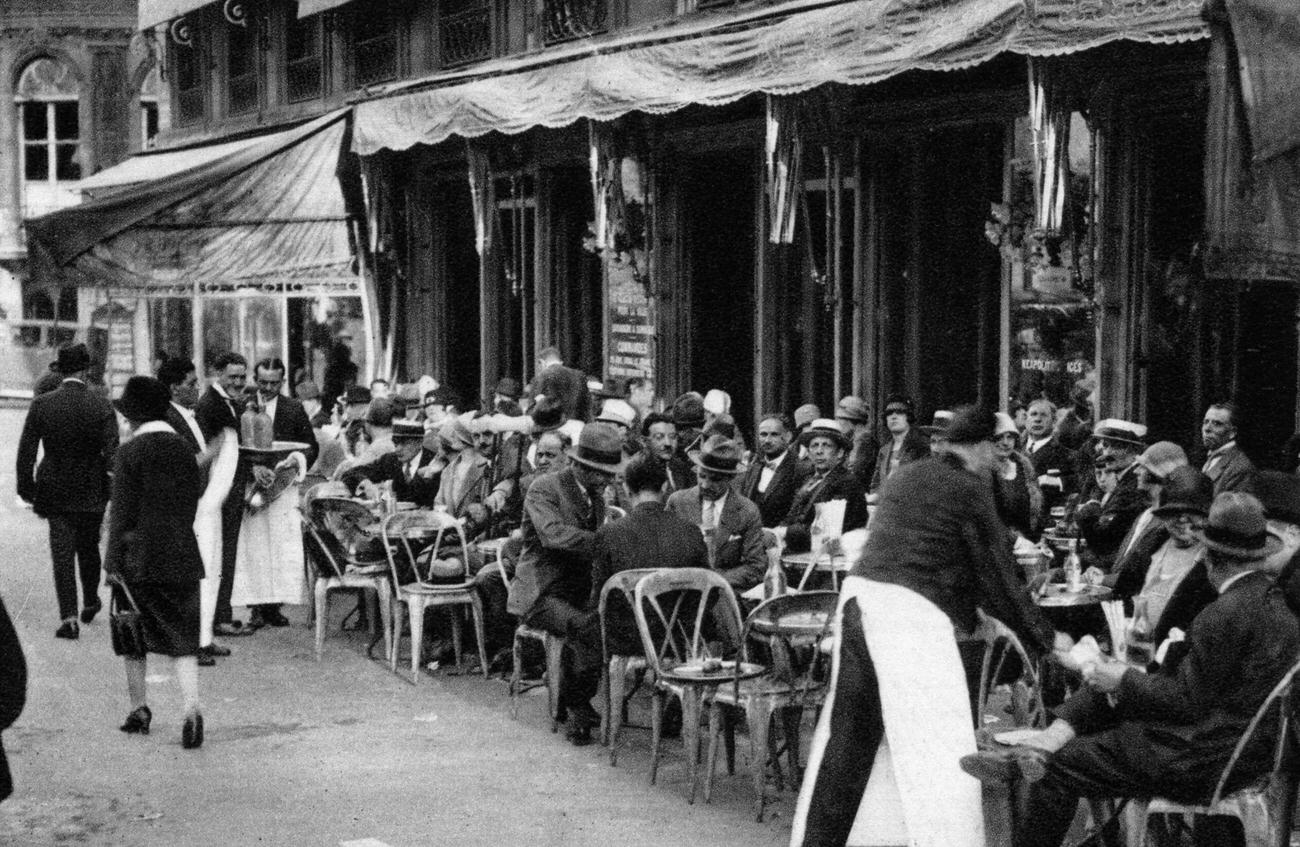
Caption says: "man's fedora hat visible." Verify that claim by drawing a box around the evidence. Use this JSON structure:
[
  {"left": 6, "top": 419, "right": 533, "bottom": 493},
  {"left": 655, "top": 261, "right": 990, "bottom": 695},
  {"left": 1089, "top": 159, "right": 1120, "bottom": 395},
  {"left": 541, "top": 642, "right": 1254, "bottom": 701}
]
[
  {"left": 1151, "top": 466, "right": 1214, "bottom": 519},
  {"left": 393, "top": 420, "right": 425, "bottom": 442},
  {"left": 945, "top": 406, "right": 997, "bottom": 445},
  {"left": 688, "top": 434, "right": 744, "bottom": 476},
  {"left": 596, "top": 398, "right": 636, "bottom": 429},
  {"left": 1091, "top": 418, "right": 1148, "bottom": 448},
  {"left": 1255, "top": 471, "right": 1300, "bottom": 528},
  {"left": 1137, "top": 441, "right": 1188, "bottom": 482},
  {"left": 55, "top": 343, "right": 91, "bottom": 374},
  {"left": 793, "top": 404, "right": 821, "bottom": 431},
  {"left": 919, "top": 410, "right": 955, "bottom": 436},
  {"left": 799, "top": 418, "right": 851, "bottom": 451},
  {"left": 494, "top": 377, "right": 521, "bottom": 400},
  {"left": 530, "top": 395, "right": 566, "bottom": 433},
  {"left": 834, "top": 396, "right": 871, "bottom": 424},
  {"left": 568, "top": 423, "right": 628, "bottom": 474},
  {"left": 115, "top": 375, "right": 171, "bottom": 423},
  {"left": 1197, "top": 492, "right": 1282, "bottom": 561}
]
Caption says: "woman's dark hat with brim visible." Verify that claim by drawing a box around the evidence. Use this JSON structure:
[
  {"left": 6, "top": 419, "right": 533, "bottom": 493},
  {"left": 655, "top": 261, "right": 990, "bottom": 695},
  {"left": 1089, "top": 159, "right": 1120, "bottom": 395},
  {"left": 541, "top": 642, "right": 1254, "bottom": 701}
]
[
  {"left": 55, "top": 343, "right": 92, "bottom": 374},
  {"left": 688, "top": 434, "right": 744, "bottom": 476},
  {"left": 530, "top": 396, "right": 567, "bottom": 433},
  {"left": 1150, "top": 466, "right": 1214, "bottom": 519},
  {"left": 568, "top": 423, "right": 628, "bottom": 474},
  {"left": 799, "top": 418, "right": 851, "bottom": 451},
  {"left": 1196, "top": 492, "right": 1283, "bottom": 561},
  {"left": 115, "top": 375, "right": 171, "bottom": 423},
  {"left": 672, "top": 392, "right": 706, "bottom": 428}
]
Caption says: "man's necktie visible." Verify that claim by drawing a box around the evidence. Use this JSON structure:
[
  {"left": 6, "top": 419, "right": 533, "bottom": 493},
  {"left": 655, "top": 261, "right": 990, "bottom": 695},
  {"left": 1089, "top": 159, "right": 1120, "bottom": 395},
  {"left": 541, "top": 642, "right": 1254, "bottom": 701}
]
[{"left": 702, "top": 499, "right": 715, "bottom": 530}]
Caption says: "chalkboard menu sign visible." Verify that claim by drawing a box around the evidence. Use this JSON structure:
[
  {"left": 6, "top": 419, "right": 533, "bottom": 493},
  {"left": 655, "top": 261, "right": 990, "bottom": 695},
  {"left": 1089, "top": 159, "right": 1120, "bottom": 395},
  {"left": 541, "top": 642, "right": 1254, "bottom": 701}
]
[{"left": 605, "top": 263, "right": 654, "bottom": 381}]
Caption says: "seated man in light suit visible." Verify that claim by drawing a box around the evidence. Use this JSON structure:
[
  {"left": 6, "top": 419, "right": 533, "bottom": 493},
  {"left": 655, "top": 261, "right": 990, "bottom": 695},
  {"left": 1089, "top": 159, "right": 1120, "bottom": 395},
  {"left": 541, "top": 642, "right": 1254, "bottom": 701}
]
[{"left": 667, "top": 434, "right": 767, "bottom": 594}]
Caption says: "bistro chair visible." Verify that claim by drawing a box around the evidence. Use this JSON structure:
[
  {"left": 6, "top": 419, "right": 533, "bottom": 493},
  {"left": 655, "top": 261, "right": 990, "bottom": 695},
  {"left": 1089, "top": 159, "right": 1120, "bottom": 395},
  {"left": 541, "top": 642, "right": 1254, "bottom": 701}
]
[
  {"left": 704, "top": 590, "right": 838, "bottom": 821},
  {"left": 598, "top": 568, "right": 658, "bottom": 764},
  {"left": 632, "top": 567, "right": 749, "bottom": 805},
  {"left": 382, "top": 510, "right": 488, "bottom": 683},
  {"left": 975, "top": 613, "right": 1044, "bottom": 730},
  {"left": 303, "top": 496, "right": 393, "bottom": 662},
  {"left": 1122, "top": 656, "right": 1300, "bottom": 847},
  {"left": 499, "top": 558, "right": 565, "bottom": 731}
]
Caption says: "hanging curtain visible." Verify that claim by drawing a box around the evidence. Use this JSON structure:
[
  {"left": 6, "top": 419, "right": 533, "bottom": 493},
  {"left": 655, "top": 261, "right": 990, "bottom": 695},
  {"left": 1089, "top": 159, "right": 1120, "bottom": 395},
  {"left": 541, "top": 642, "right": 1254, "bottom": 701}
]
[
  {"left": 466, "top": 138, "right": 495, "bottom": 256},
  {"left": 766, "top": 94, "right": 802, "bottom": 245},
  {"left": 588, "top": 119, "right": 616, "bottom": 251},
  {"left": 1028, "top": 58, "right": 1069, "bottom": 234}
]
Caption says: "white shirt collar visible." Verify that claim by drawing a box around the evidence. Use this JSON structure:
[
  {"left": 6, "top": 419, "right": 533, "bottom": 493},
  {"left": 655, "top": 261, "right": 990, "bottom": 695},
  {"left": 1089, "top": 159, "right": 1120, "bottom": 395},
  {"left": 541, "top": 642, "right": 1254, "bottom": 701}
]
[
  {"left": 61, "top": 377, "right": 85, "bottom": 385},
  {"left": 135, "top": 420, "right": 176, "bottom": 437},
  {"left": 213, "top": 383, "right": 233, "bottom": 400},
  {"left": 1028, "top": 435, "right": 1052, "bottom": 451},
  {"left": 1208, "top": 441, "right": 1237, "bottom": 461},
  {"left": 765, "top": 449, "right": 789, "bottom": 470},
  {"left": 1217, "top": 569, "right": 1257, "bottom": 595},
  {"left": 171, "top": 401, "right": 196, "bottom": 417}
]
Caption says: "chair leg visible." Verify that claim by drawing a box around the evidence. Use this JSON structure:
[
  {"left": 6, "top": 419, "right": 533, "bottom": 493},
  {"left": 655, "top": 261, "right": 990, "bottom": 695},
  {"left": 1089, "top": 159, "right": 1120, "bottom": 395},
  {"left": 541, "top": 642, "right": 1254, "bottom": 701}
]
[
  {"left": 451, "top": 607, "right": 464, "bottom": 674},
  {"left": 470, "top": 594, "right": 489, "bottom": 678},
  {"left": 684, "top": 689, "right": 703, "bottom": 805},
  {"left": 649, "top": 689, "right": 664, "bottom": 786},
  {"left": 704, "top": 701, "right": 723, "bottom": 805},
  {"left": 546, "top": 636, "right": 564, "bottom": 732},
  {"left": 409, "top": 599, "right": 425, "bottom": 685},
  {"left": 389, "top": 601, "right": 405, "bottom": 673},
  {"left": 608, "top": 657, "right": 627, "bottom": 765},
  {"left": 314, "top": 580, "right": 328, "bottom": 661},
  {"left": 377, "top": 585, "right": 393, "bottom": 671},
  {"left": 724, "top": 707, "right": 736, "bottom": 775},
  {"left": 1124, "top": 799, "right": 1149, "bottom": 847},
  {"left": 509, "top": 630, "right": 524, "bottom": 720},
  {"left": 748, "top": 700, "right": 774, "bottom": 822},
  {"left": 780, "top": 705, "right": 804, "bottom": 787}
]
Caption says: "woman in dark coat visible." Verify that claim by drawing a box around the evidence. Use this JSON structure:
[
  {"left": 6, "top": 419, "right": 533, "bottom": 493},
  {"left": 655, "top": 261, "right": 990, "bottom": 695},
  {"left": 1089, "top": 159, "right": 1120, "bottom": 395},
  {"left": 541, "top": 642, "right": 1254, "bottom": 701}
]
[{"left": 106, "top": 376, "right": 206, "bottom": 749}]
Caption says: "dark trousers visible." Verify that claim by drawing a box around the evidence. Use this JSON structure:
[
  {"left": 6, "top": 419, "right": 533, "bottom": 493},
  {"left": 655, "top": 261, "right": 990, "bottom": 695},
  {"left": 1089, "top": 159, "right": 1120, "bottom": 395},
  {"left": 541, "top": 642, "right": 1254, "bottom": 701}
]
[
  {"left": 525, "top": 593, "right": 600, "bottom": 719},
  {"left": 48, "top": 511, "right": 104, "bottom": 621},
  {"left": 798, "top": 597, "right": 885, "bottom": 847},
  {"left": 215, "top": 493, "right": 243, "bottom": 624}
]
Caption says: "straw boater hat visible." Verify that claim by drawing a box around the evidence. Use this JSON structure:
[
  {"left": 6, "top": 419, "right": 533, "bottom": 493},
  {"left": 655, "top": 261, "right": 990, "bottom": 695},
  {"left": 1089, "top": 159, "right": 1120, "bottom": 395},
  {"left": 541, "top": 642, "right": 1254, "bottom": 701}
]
[
  {"left": 568, "top": 423, "right": 628, "bottom": 474},
  {"left": 392, "top": 420, "right": 425, "bottom": 442},
  {"left": 1091, "top": 418, "right": 1148, "bottom": 449},
  {"left": 1196, "top": 492, "right": 1282, "bottom": 561},
  {"left": 919, "top": 409, "right": 955, "bottom": 437},
  {"left": 1150, "top": 466, "right": 1213, "bottom": 519},
  {"left": 342, "top": 386, "right": 371, "bottom": 406},
  {"left": 688, "top": 434, "right": 744, "bottom": 476},
  {"left": 115, "top": 376, "right": 170, "bottom": 423},
  {"left": 799, "top": 418, "right": 851, "bottom": 451}
]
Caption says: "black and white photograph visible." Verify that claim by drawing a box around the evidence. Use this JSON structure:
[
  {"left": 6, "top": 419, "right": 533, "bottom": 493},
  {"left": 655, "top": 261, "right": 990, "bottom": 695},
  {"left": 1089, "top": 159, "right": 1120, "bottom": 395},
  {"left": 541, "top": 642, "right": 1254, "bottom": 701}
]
[{"left": 1, "top": 0, "right": 1299, "bottom": 844}]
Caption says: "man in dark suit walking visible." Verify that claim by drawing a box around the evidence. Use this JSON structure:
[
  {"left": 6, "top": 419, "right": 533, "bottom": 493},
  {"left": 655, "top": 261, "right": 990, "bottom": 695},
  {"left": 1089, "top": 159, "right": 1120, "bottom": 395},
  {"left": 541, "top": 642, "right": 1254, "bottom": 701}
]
[
  {"left": 195, "top": 352, "right": 248, "bottom": 636},
  {"left": 16, "top": 343, "right": 118, "bottom": 639},
  {"left": 737, "top": 412, "right": 810, "bottom": 527}
]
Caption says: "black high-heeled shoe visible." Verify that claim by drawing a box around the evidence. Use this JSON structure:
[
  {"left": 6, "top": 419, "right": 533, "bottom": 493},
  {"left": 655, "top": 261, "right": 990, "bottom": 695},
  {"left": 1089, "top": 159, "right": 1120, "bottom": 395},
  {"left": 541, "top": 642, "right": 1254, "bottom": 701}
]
[
  {"left": 182, "top": 712, "right": 204, "bottom": 749},
  {"left": 120, "top": 705, "right": 152, "bottom": 735}
]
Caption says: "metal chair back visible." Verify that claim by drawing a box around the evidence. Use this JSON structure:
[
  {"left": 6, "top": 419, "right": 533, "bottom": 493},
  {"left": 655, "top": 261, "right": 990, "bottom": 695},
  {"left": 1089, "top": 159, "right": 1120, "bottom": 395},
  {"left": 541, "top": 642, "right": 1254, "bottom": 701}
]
[
  {"left": 380, "top": 509, "right": 471, "bottom": 588},
  {"left": 631, "top": 568, "right": 744, "bottom": 677},
  {"left": 740, "top": 590, "right": 837, "bottom": 701}
]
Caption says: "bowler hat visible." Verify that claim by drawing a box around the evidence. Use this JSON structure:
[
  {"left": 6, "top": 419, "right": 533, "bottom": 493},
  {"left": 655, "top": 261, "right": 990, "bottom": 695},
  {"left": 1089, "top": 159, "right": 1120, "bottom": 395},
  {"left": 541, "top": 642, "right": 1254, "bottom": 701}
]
[
  {"left": 1091, "top": 418, "right": 1148, "bottom": 448},
  {"left": 1151, "top": 466, "right": 1214, "bottom": 518},
  {"left": 568, "top": 423, "right": 628, "bottom": 474},
  {"left": 1137, "top": 441, "right": 1188, "bottom": 482},
  {"left": 799, "top": 418, "right": 851, "bottom": 451},
  {"left": 1197, "top": 492, "right": 1282, "bottom": 561},
  {"left": 1255, "top": 471, "right": 1300, "bottom": 528},
  {"left": 56, "top": 343, "right": 91, "bottom": 374},
  {"left": 689, "top": 434, "right": 744, "bottom": 476},
  {"left": 494, "top": 377, "right": 521, "bottom": 400},
  {"left": 945, "top": 406, "right": 996, "bottom": 446},
  {"left": 530, "top": 396, "right": 566, "bottom": 433},
  {"left": 835, "top": 396, "right": 871, "bottom": 424},
  {"left": 393, "top": 419, "right": 424, "bottom": 441},
  {"left": 920, "top": 410, "right": 954, "bottom": 437},
  {"left": 672, "top": 392, "right": 706, "bottom": 428},
  {"left": 115, "top": 376, "right": 171, "bottom": 423}
]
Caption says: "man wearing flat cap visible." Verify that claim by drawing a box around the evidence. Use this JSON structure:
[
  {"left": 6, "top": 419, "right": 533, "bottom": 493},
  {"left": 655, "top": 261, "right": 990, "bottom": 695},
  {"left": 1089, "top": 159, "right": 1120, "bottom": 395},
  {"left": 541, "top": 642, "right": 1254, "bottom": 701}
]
[
  {"left": 510, "top": 423, "right": 621, "bottom": 744},
  {"left": 1073, "top": 419, "right": 1150, "bottom": 572},
  {"left": 16, "top": 343, "right": 118, "bottom": 639},
  {"left": 778, "top": 419, "right": 869, "bottom": 553},
  {"left": 667, "top": 435, "right": 767, "bottom": 593}
]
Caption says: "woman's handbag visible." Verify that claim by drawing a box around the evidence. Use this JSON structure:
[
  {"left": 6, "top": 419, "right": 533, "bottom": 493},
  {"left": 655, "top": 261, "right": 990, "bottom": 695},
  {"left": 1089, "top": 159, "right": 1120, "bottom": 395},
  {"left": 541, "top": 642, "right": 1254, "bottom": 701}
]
[{"left": 108, "top": 575, "right": 147, "bottom": 659}]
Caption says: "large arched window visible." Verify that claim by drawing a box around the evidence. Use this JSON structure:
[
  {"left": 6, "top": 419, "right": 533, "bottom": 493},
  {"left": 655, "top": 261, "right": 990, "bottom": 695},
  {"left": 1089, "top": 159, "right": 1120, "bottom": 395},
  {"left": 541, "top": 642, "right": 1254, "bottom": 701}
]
[{"left": 15, "top": 57, "right": 81, "bottom": 217}]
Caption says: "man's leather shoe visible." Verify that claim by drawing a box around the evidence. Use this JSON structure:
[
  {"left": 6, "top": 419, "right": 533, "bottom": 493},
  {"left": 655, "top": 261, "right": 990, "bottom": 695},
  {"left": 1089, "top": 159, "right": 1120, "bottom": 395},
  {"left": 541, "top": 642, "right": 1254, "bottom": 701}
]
[
  {"left": 182, "top": 713, "right": 204, "bottom": 749},
  {"left": 197, "top": 651, "right": 216, "bottom": 667},
  {"left": 246, "top": 610, "right": 267, "bottom": 630},
  {"left": 214, "top": 621, "right": 252, "bottom": 637},
  {"left": 262, "top": 608, "right": 290, "bottom": 627},
  {"left": 80, "top": 602, "right": 102, "bottom": 624},
  {"left": 55, "top": 620, "right": 79, "bottom": 640},
  {"left": 960, "top": 748, "right": 1047, "bottom": 785},
  {"left": 203, "top": 641, "right": 231, "bottom": 657},
  {"left": 566, "top": 719, "right": 594, "bottom": 747}
]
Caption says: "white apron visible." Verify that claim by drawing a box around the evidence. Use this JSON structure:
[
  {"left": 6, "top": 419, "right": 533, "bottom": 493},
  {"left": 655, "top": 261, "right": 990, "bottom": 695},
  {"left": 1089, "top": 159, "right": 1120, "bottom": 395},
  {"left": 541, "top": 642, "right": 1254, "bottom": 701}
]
[
  {"left": 792, "top": 575, "right": 984, "bottom": 847},
  {"left": 194, "top": 429, "right": 238, "bottom": 647},
  {"left": 231, "top": 453, "right": 307, "bottom": 607}
]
